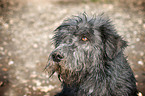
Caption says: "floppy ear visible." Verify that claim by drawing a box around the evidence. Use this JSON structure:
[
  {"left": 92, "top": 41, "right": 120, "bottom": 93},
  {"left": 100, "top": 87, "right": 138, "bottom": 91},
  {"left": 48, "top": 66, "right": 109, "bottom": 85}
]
[
  {"left": 104, "top": 35, "right": 127, "bottom": 59},
  {"left": 99, "top": 23, "right": 127, "bottom": 60}
]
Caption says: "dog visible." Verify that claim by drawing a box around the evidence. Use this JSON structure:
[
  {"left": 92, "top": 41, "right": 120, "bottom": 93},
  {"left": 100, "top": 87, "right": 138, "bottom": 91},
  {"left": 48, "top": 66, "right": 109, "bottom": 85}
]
[{"left": 46, "top": 13, "right": 138, "bottom": 96}]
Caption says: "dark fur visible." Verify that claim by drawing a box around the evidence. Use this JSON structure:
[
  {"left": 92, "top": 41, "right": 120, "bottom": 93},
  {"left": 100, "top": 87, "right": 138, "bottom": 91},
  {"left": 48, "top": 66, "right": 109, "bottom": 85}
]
[{"left": 46, "top": 13, "right": 138, "bottom": 96}]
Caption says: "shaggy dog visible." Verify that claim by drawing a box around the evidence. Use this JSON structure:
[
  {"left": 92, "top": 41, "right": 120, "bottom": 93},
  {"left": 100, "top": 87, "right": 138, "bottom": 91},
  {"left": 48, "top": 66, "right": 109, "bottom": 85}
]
[{"left": 46, "top": 13, "right": 138, "bottom": 96}]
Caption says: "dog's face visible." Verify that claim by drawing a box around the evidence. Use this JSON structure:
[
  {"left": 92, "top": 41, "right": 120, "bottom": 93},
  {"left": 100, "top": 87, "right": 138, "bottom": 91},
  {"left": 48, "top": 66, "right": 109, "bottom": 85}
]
[
  {"left": 53, "top": 26, "right": 102, "bottom": 70},
  {"left": 47, "top": 13, "right": 127, "bottom": 83}
]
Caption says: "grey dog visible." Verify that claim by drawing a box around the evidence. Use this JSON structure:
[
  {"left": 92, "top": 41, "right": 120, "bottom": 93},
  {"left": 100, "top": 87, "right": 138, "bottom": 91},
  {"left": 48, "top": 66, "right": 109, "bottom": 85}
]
[{"left": 46, "top": 13, "right": 138, "bottom": 96}]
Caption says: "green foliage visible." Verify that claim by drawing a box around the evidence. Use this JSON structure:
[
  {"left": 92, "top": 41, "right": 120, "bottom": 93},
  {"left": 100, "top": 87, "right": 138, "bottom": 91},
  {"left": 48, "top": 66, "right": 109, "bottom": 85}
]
[
  {"left": 89, "top": 0, "right": 113, "bottom": 3},
  {"left": 90, "top": 0, "right": 100, "bottom": 2}
]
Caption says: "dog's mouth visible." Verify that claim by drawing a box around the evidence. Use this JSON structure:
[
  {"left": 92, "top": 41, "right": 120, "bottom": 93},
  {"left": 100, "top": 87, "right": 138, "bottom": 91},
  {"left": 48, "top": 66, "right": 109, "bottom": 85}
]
[
  {"left": 45, "top": 56, "right": 84, "bottom": 72},
  {"left": 45, "top": 58, "right": 85, "bottom": 84},
  {"left": 45, "top": 58, "right": 66, "bottom": 76}
]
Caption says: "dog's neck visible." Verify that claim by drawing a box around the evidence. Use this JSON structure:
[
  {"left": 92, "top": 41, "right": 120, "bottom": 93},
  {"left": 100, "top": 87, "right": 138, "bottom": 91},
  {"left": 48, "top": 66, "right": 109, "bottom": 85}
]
[{"left": 62, "top": 68, "right": 107, "bottom": 95}]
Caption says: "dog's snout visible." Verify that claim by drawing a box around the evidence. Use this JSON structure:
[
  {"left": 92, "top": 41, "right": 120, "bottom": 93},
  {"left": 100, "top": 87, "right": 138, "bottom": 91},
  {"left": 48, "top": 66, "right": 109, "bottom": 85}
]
[{"left": 51, "top": 52, "right": 63, "bottom": 62}]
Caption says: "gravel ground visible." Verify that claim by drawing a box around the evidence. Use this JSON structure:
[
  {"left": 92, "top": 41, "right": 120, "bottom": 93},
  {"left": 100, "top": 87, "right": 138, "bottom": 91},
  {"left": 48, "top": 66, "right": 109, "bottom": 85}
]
[{"left": 0, "top": 0, "right": 145, "bottom": 96}]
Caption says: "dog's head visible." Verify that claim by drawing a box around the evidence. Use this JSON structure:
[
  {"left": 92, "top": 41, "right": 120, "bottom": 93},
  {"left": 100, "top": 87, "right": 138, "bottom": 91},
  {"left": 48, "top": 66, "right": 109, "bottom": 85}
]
[{"left": 46, "top": 13, "right": 127, "bottom": 84}]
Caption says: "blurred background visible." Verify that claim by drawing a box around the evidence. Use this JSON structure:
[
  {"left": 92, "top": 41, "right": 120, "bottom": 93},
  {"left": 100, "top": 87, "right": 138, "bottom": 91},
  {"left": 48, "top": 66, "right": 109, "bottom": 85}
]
[{"left": 0, "top": 0, "right": 144, "bottom": 96}]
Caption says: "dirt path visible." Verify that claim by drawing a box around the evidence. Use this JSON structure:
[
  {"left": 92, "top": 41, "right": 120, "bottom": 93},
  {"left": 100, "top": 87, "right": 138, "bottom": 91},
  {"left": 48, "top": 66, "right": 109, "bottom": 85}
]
[{"left": 0, "top": 0, "right": 145, "bottom": 96}]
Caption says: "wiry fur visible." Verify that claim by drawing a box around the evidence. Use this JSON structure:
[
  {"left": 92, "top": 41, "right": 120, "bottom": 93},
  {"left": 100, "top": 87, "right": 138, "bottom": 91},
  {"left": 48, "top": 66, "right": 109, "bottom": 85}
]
[{"left": 46, "top": 13, "right": 138, "bottom": 96}]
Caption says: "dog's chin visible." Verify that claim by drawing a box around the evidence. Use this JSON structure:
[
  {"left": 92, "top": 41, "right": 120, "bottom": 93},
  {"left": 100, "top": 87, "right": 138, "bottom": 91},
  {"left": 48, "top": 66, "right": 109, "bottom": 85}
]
[
  {"left": 47, "top": 61, "right": 85, "bottom": 84},
  {"left": 59, "top": 71, "right": 82, "bottom": 85},
  {"left": 51, "top": 63, "right": 83, "bottom": 84}
]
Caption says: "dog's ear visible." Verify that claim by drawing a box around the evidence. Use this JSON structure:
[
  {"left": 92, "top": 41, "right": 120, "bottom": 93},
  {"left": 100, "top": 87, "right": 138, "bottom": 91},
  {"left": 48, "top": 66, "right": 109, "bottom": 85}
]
[
  {"left": 99, "top": 25, "right": 127, "bottom": 60},
  {"left": 105, "top": 35, "right": 127, "bottom": 59}
]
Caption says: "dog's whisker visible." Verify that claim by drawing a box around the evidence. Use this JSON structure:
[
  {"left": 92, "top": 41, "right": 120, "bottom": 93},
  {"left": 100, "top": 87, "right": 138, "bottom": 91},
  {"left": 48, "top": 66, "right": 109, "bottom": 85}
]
[
  {"left": 43, "top": 61, "right": 51, "bottom": 71},
  {"left": 57, "top": 74, "right": 62, "bottom": 82},
  {"left": 49, "top": 70, "right": 55, "bottom": 78}
]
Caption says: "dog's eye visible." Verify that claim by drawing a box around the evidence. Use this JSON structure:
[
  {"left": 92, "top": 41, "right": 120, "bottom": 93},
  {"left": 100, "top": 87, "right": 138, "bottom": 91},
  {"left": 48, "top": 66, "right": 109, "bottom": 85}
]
[{"left": 81, "top": 36, "right": 88, "bottom": 41}]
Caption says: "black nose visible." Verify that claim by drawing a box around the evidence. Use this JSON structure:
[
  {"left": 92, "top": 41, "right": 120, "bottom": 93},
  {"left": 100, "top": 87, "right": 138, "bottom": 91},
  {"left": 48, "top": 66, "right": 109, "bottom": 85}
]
[{"left": 51, "top": 52, "right": 63, "bottom": 62}]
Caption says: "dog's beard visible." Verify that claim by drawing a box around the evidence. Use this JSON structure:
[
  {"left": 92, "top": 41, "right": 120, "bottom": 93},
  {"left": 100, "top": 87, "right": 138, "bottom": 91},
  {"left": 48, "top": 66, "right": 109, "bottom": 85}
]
[{"left": 45, "top": 57, "right": 86, "bottom": 84}]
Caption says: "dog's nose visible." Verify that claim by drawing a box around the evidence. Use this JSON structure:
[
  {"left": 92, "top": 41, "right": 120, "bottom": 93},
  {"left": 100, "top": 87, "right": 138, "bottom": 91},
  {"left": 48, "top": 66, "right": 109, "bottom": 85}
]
[{"left": 51, "top": 52, "right": 63, "bottom": 62}]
